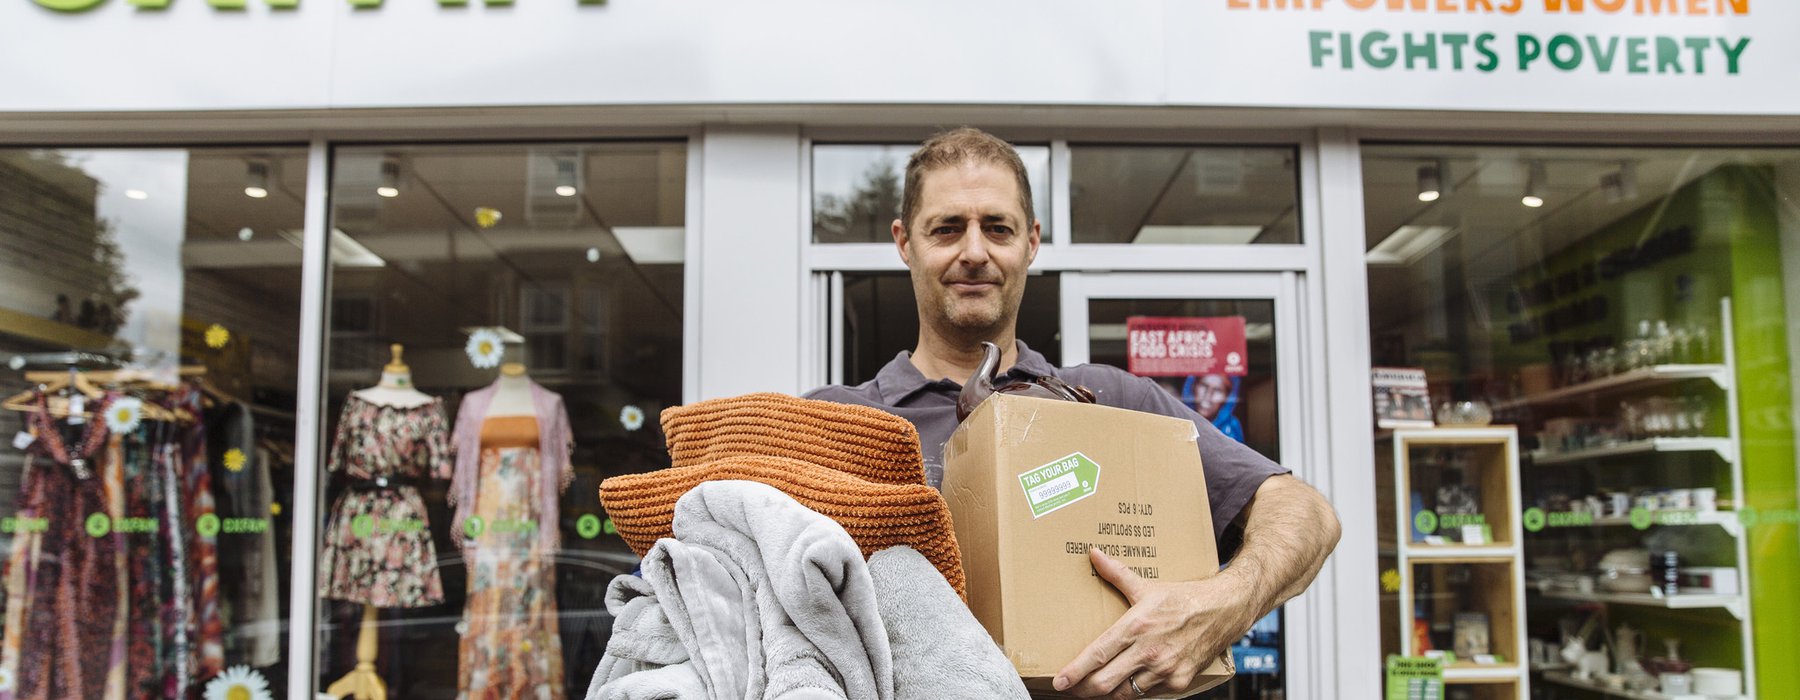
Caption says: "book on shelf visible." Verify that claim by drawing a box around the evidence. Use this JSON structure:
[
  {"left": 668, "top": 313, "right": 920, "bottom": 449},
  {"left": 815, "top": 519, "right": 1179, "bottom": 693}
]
[{"left": 1373, "top": 367, "right": 1434, "bottom": 429}]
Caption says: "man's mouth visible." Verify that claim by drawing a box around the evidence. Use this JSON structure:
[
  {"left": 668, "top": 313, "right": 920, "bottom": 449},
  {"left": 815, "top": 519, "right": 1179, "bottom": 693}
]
[{"left": 947, "top": 280, "right": 997, "bottom": 294}]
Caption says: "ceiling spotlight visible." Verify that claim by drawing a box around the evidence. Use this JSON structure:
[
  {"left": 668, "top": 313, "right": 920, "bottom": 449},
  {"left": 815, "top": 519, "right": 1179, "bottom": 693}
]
[
  {"left": 555, "top": 158, "right": 579, "bottom": 197},
  {"left": 1521, "top": 161, "right": 1546, "bottom": 208},
  {"left": 244, "top": 161, "right": 270, "bottom": 199},
  {"left": 238, "top": 227, "right": 255, "bottom": 241},
  {"left": 376, "top": 161, "right": 401, "bottom": 198},
  {"left": 1417, "top": 162, "right": 1443, "bottom": 202},
  {"left": 1601, "top": 161, "right": 1640, "bottom": 204},
  {"left": 585, "top": 247, "right": 601, "bottom": 263},
  {"left": 125, "top": 189, "right": 148, "bottom": 200}
]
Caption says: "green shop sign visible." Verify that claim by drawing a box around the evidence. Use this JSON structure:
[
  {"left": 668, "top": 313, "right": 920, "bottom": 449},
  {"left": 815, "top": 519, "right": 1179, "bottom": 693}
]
[{"left": 37, "top": 0, "right": 601, "bottom": 12}]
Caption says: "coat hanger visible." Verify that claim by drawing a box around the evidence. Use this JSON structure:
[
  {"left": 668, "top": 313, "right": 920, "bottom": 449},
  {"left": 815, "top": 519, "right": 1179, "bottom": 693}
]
[{"left": 3, "top": 368, "right": 104, "bottom": 418}]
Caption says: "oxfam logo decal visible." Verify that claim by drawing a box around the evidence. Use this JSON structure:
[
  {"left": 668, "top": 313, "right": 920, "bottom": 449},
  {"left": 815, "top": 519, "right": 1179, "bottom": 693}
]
[{"left": 37, "top": 0, "right": 603, "bottom": 12}]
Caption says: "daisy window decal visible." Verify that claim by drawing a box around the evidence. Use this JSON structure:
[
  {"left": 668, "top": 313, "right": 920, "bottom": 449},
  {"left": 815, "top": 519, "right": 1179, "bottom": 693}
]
[
  {"left": 204, "top": 323, "right": 231, "bottom": 349},
  {"left": 105, "top": 397, "right": 144, "bottom": 433},
  {"left": 223, "top": 447, "right": 248, "bottom": 473},
  {"left": 465, "top": 328, "right": 505, "bottom": 369},
  {"left": 204, "top": 666, "right": 272, "bottom": 700},
  {"left": 619, "top": 405, "right": 645, "bottom": 432},
  {"left": 0, "top": 666, "right": 14, "bottom": 691}
]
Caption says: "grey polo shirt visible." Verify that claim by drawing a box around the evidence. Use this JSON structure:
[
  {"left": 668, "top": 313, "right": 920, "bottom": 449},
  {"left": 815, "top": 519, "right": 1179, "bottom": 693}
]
[{"left": 804, "top": 341, "right": 1289, "bottom": 545}]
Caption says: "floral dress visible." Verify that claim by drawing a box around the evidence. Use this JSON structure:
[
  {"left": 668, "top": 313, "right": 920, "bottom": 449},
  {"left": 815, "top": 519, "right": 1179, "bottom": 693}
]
[
  {"left": 457, "top": 415, "right": 564, "bottom": 700},
  {"left": 316, "top": 394, "right": 452, "bottom": 608}
]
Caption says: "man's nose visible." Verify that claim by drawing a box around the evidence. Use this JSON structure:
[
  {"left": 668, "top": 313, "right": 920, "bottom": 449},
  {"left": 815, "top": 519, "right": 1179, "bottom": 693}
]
[{"left": 956, "top": 223, "right": 991, "bottom": 266}]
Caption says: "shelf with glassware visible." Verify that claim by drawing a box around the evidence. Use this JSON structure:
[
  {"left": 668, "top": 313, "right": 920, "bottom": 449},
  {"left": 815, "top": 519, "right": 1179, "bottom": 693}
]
[
  {"left": 1380, "top": 426, "right": 1529, "bottom": 698},
  {"left": 1515, "top": 298, "right": 1754, "bottom": 699}
]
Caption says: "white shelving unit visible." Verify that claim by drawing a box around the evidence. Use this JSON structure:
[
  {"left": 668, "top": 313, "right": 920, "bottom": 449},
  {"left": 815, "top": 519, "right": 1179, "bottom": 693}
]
[
  {"left": 1528, "top": 437, "right": 1735, "bottom": 466},
  {"left": 1519, "top": 298, "right": 1756, "bottom": 698},
  {"left": 1386, "top": 426, "right": 1529, "bottom": 698},
  {"left": 1541, "top": 670, "right": 1749, "bottom": 700}
]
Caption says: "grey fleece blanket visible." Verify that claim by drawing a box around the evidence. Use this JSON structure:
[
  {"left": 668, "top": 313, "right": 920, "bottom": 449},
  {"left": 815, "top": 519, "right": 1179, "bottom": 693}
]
[
  {"left": 867, "top": 547, "right": 1029, "bottom": 700},
  {"left": 589, "top": 480, "right": 894, "bottom": 700}
]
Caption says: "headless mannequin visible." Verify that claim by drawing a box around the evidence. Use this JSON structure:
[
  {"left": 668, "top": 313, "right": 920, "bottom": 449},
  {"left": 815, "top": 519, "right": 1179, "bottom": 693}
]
[
  {"left": 329, "top": 344, "right": 431, "bottom": 700},
  {"left": 488, "top": 362, "right": 537, "bottom": 418},
  {"left": 352, "top": 345, "right": 435, "bottom": 409}
]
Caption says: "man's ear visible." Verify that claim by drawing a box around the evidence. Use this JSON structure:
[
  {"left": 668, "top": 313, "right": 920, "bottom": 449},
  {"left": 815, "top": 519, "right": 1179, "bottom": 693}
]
[
  {"left": 891, "top": 218, "right": 912, "bottom": 266},
  {"left": 1027, "top": 219, "right": 1042, "bottom": 266}
]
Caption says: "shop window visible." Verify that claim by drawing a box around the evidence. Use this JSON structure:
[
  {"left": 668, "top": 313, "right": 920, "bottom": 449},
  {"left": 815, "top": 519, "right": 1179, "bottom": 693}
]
[
  {"left": 1069, "top": 145, "right": 1301, "bottom": 245},
  {"left": 0, "top": 146, "right": 307, "bottom": 698},
  {"left": 812, "top": 143, "right": 1051, "bottom": 244},
  {"left": 321, "top": 141, "right": 686, "bottom": 699},
  {"left": 837, "top": 272, "right": 1060, "bottom": 386},
  {"left": 1361, "top": 145, "right": 1800, "bottom": 699}
]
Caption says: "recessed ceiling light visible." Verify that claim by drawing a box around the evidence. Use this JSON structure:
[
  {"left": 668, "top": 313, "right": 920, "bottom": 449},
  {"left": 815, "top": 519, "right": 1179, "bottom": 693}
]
[
  {"left": 238, "top": 227, "right": 254, "bottom": 241},
  {"left": 125, "top": 189, "right": 148, "bottom": 200},
  {"left": 585, "top": 247, "right": 601, "bottom": 263},
  {"left": 556, "top": 185, "right": 578, "bottom": 198}
]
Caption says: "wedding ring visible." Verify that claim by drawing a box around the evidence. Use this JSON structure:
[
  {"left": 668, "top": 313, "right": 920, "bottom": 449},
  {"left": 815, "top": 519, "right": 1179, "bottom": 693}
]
[{"left": 1129, "top": 676, "right": 1147, "bottom": 697}]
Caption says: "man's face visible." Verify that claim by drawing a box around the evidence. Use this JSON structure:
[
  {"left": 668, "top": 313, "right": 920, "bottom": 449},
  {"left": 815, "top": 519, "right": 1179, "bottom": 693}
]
[
  {"left": 1195, "top": 374, "right": 1232, "bottom": 420},
  {"left": 892, "top": 160, "right": 1040, "bottom": 341}
]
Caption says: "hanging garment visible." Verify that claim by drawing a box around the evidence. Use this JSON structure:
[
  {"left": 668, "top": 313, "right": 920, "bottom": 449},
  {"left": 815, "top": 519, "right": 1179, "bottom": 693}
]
[
  {"left": 317, "top": 393, "right": 452, "bottom": 608},
  {"left": 449, "top": 380, "right": 573, "bottom": 553},
  {"left": 175, "top": 387, "right": 225, "bottom": 685},
  {"left": 456, "top": 415, "right": 566, "bottom": 700},
  {"left": 590, "top": 480, "right": 895, "bottom": 700},
  {"left": 0, "top": 394, "right": 121, "bottom": 700}
]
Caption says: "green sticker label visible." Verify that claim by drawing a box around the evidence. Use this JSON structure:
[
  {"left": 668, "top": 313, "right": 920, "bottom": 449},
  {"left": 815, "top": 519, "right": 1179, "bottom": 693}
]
[
  {"left": 603, "top": 517, "right": 617, "bottom": 535},
  {"left": 576, "top": 514, "right": 602, "bottom": 540},
  {"left": 1630, "top": 507, "right": 1655, "bottom": 531},
  {"left": 464, "top": 515, "right": 486, "bottom": 538},
  {"left": 196, "top": 513, "right": 221, "bottom": 537},
  {"left": 1384, "top": 655, "right": 1445, "bottom": 700},
  {"left": 1414, "top": 509, "right": 1439, "bottom": 535},
  {"left": 352, "top": 514, "right": 375, "bottom": 539},
  {"left": 86, "top": 513, "right": 111, "bottom": 538},
  {"left": 1522, "top": 507, "right": 1546, "bottom": 533},
  {"left": 1017, "top": 452, "right": 1101, "bottom": 519}
]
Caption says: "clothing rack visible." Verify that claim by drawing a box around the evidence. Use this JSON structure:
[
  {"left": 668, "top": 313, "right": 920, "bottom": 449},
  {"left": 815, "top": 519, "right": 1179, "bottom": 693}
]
[{"left": 5, "top": 350, "right": 126, "bottom": 372}]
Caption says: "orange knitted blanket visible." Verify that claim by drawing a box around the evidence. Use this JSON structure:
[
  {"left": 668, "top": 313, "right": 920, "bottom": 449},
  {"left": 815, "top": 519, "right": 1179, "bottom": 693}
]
[{"left": 600, "top": 393, "right": 965, "bottom": 595}]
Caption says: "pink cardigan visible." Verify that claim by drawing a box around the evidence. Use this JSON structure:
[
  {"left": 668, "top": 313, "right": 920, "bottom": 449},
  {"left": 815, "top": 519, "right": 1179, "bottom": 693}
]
[{"left": 449, "top": 379, "right": 574, "bottom": 552}]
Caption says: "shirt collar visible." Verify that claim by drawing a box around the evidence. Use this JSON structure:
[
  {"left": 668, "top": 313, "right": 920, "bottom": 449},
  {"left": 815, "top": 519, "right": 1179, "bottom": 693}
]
[{"left": 874, "top": 340, "right": 1057, "bottom": 404}]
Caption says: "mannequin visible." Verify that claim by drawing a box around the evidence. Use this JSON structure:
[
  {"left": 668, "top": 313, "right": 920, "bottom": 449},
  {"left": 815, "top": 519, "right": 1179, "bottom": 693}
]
[
  {"left": 352, "top": 345, "right": 435, "bottom": 409},
  {"left": 328, "top": 344, "right": 425, "bottom": 700},
  {"left": 489, "top": 361, "right": 536, "bottom": 418}
]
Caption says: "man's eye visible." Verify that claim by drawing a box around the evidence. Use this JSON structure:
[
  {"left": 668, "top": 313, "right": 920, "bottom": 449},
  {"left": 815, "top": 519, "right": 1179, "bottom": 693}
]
[
  {"left": 988, "top": 226, "right": 1013, "bottom": 236},
  {"left": 933, "top": 226, "right": 958, "bottom": 236}
]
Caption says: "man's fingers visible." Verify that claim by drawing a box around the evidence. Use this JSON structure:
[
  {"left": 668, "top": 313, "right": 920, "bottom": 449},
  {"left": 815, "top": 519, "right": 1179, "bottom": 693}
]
[
  {"left": 1088, "top": 547, "right": 1147, "bottom": 603},
  {"left": 1053, "top": 614, "right": 1135, "bottom": 692},
  {"left": 1066, "top": 647, "right": 1151, "bottom": 699}
]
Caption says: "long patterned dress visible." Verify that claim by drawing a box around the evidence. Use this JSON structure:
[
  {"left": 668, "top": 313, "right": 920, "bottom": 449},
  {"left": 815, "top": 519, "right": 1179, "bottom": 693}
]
[
  {"left": 317, "top": 394, "right": 452, "bottom": 608},
  {"left": 457, "top": 415, "right": 564, "bottom": 700}
]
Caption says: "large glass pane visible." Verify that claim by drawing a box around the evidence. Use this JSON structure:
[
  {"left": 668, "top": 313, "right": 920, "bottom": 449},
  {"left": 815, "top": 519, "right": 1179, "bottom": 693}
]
[
  {"left": 0, "top": 147, "right": 306, "bottom": 697},
  {"left": 839, "top": 272, "right": 1060, "bottom": 386},
  {"left": 1085, "top": 296, "right": 1283, "bottom": 698},
  {"left": 1362, "top": 145, "right": 1800, "bottom": 699},
  {"left": 1070, "top": 145, "right": 1301, "bottom": 245},
  {"left": 319, "top": 142, "right": 686, "bottom": 698},
  {"left": 812, "top": 143, "right": 1051, "bottom": 243}
]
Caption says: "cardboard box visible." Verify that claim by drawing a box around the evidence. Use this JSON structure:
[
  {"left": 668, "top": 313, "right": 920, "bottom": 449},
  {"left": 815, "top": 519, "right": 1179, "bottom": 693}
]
[{"left": 943, "top": 394, "right": 1235, "bottom": 697}]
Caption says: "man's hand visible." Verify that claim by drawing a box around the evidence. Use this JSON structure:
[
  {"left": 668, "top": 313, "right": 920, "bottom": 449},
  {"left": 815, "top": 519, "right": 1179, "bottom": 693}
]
[{"left": 1052, "top": 548, "right": 1256, "bottom": 699}]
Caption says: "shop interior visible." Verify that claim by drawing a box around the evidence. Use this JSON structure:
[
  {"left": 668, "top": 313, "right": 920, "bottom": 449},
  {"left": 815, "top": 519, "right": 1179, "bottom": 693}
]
[{"left": 1363, "top": 144, "right": 1800, "bottom": 699}]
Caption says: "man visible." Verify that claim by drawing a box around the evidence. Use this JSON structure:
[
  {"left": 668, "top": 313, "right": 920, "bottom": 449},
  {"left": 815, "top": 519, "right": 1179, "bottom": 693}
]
[{"left": 806, "top": 128, "right": 1340, "bottom": 700}]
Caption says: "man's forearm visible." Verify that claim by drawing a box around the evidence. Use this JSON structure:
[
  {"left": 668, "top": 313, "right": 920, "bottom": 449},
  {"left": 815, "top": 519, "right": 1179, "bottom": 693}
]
[{"left": 1219, "top": 474, "right": 1341, "bottom": 616}]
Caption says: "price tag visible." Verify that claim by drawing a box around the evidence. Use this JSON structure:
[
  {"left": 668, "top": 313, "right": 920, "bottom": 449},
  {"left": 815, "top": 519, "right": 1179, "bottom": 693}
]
[
  {"left": 66, "top": 396, "right": 85, "bottom": 424},
  {"left": 1473, "top": 654, "right": 1498, "bottom": 665},
  {"left": 12, "top": 432, "right": 34, "bottom": 450}
]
